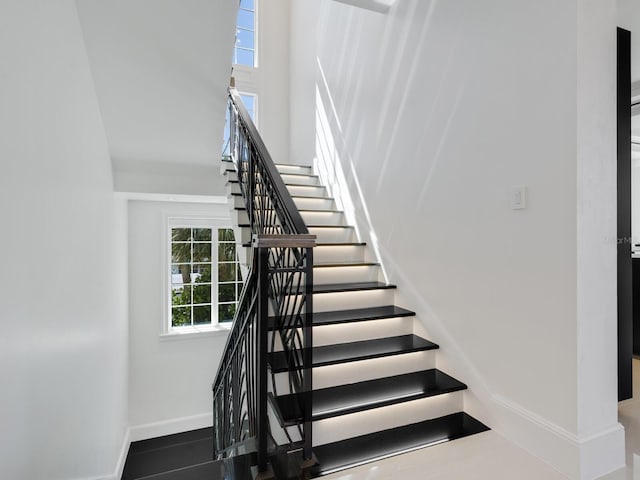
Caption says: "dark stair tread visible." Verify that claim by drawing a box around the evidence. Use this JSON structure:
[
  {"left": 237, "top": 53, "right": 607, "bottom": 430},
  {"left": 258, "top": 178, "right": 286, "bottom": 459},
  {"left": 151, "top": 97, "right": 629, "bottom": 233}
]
[
  {"left": 313, "top": 305, "right": 415, "bottom": 324},
  {"left": 267, "top": 334, "right": 437, "bottom": 373},
  {"left": 235, "top": 206, "right": 343, "bottom": 214},
  {"left": 122, "top": 436, "right": 213, "bottom": 480},
  {"left": 315, "top": 242, "right": 366, "bottom": 246},
  {"left": 224, "top": 168, "right": 317, "bottom": 179},
  {"left": 311, "top": 412, "right": 490, "bottom": 476},
  {"left": 306, "top": 225, "right": 354, "bottom": 229},
  {"left": 267, "top": 305, "right": 415, "bottom": 329},
  {"left": 311, "top": 281, "right": 396, "bottom": 294},
  {"left": 134, "top": 452, "right": 257, "bottom": 480},
  {"left": 314, "top": 261, "right": 379, "bottom": 268},
  {"left": 128, "top": 427, "right": 213, "bottom": 455},
  {"left": 276, "top": 369, "right": 466, "bottom": 424},
  {"left": 242, "top": 241, "right": 366, "bottom": 248},
  {"left": 228, "top": 179, "right": 324, "bottom": 188},
  {"left": 237, "top": 223, "right": 352, "bottom": 229},
  {"left": 230, "top": 192, "right": 332, "bottom": 200},
  {"left": 133, "top": 460, "right": 222, "bottom": 480}
]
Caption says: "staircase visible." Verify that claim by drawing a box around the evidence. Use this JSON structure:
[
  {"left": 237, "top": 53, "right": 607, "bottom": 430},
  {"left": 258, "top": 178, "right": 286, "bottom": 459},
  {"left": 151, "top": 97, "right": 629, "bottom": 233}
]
[{"left": 221, "top": 158, "right": 489, "bottom": 477}]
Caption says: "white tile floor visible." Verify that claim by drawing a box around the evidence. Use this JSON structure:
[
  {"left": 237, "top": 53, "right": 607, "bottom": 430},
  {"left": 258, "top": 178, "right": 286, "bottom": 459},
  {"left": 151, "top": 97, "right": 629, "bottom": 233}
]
[
  {"left": 322, "top": 360, "right": 640, "bottom": 480},
  {"left": 322, "top": 429, "right": 569, "bottom": 479}
]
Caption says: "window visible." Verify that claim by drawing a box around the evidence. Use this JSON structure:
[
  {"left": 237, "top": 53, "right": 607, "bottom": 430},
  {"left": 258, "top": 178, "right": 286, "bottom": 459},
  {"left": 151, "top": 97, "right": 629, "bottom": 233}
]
[
  {"left": 233, "top": 0, "right": 256, "bottom": 67},
  {"left": 222, "top": 92, "right": 257, "bottom": 157},
  {"left": 240, "top": 93, "right": 257, "bottom": 122},
  {"left": 168, "top": 221, "right": 243, "bottom": 331}
]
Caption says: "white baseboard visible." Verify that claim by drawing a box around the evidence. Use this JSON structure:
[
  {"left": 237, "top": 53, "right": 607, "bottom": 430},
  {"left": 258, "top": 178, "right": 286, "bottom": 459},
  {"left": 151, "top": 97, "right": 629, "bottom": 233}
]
[
  {"left": 112, "top": 427, "right": 131, "bottom": 480},
  {"left": 74, "top": 427, "right": 131, "bottom": 480},
  {"left": 579, "top": 423, "right": 625, "bottom": 480},
  {"left": 129, "top": 412, "right": 213, "bottom": 443},
  {"left": 489, "top": 394, "right": 624, "bottom": 480},
  {"left": 79, "top": 414, "right": 214, "bottom": 480}
]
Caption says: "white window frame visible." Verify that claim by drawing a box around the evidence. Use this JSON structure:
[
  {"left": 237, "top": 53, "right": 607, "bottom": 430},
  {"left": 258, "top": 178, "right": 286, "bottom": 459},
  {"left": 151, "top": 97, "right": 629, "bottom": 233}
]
[
  {"left": 161, "top": 216, "right": 241, "bottom": 337},
  {"left": 233, "top": 0, "right": 258, "bottom": 69}
]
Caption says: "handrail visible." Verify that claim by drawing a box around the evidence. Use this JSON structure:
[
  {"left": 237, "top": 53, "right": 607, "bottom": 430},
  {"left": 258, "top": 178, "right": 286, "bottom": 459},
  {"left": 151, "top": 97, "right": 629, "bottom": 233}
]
[
  {"left": 212, "top": 87, "right": 315, "bottom": 479},
  {"left": 228, "top": 88, "right": 308, "bottom": 236}
]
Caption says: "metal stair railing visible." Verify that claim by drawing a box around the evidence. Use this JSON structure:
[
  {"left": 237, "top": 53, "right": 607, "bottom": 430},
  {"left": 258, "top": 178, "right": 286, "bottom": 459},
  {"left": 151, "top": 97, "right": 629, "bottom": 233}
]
[{"left": 212, "top": 87, "right": 315, "bottom": 479}]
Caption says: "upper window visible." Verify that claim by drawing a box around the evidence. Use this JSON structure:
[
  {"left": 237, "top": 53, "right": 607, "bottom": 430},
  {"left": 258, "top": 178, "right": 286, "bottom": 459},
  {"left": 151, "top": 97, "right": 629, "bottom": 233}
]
[
  {"left": 233, "top": 0, "right": 256, "bottom": 67},
  {"left": 168, "top": 220, "right": 243, "bottom": 331},
  {"left": 240, "top": 93, "right": 257, "bottom": 122}
]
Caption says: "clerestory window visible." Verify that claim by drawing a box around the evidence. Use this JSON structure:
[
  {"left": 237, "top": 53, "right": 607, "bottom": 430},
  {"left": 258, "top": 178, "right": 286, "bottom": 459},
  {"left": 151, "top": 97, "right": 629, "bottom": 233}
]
[{"left": 233, "top": 0, "right": 256, "bottom": 68}]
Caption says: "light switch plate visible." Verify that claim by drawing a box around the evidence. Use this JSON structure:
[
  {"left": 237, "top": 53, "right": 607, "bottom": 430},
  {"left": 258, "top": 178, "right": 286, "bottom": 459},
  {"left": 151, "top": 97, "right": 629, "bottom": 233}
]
[{"left": 511, "top": 186, "right": 527, "bottom": 210}]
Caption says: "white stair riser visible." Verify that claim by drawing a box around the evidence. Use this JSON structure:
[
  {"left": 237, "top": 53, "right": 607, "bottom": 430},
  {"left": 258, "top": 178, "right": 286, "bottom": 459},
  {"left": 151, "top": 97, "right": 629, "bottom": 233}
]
[
  {"left": 308, "top": 227, "right": 355, "bottom": 243},
  {"left": 231, "top": 195, "right": 246, "bottom": 209},
  {"left": 233, "top": 209, "right": 345, "bottom": 228},
  {"left": 229, "top": 183, "right": 326, "bottom": 199},
  {"left": 314, "top": 245, "right": 366, "bottom": 263},
  {"left": 314, "top": 265, "right": 382, "bottom": 285},
  {"left": 312, "top": 391, "right": 464, "bottom": 446},
  {"left": 313, "top": 288, "right": 396, "bottom": 313},
  {"left": 281, "top": 174, "right": 320, "bottom": 186},
  {"left": 300, "top": 210, "right": 345, "bottom": 226},
  {"left": 237, "top": 227, "right": 252, "bottom": 245},
  {"left": 226, "top": 182, "right": 242, "bottom": 196},
  {"left": 266, "top": 288, "right": 395, "bottom": 317},
  {"left": 286, "top": 185, "right": 327, "bottom": 197},
  {"left": 276, "top": 164, "right": 313, "bottom": 175},
  {"left": 268, "top": 317, "right": 413, "bottom": 351},
  {"left": 232, "top": 209, "right": 249, "bottom": 225},
  {"left": 313, "top": 317, "right": 413, "bottom": 346},
  {"left": 293, "top": 197, "right": 335, "bottom": 210},
  {"left": 224, "top": 170, "right": 238, "bottom": 182},
  {"left": 272, "top": 350, "right": 437, "bottom": 392}
]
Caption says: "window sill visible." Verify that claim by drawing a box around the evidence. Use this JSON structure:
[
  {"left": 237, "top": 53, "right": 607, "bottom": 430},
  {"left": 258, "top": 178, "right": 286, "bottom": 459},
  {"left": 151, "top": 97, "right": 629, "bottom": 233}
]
[{"left": 160, "top": 324, "right": 232, "bottom": 341}]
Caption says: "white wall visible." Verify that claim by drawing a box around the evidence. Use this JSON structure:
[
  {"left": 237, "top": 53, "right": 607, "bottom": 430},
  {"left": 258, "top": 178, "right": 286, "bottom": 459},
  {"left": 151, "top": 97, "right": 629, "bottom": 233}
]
[
  {"left": 234, "top": 0, "right": 291, "bottom": 164},
  {"left": 290, "top": 0, "right": 621, "bottom": 478},
  {"left": 127, "top": 200, "right": 230, "bottom": 438},
  {"left": 0, "top": 2, "right": 128, "bottom": 479}
]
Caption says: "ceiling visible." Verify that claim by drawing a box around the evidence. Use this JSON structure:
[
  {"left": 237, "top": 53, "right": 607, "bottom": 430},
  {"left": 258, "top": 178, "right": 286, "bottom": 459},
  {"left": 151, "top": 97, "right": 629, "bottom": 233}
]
[{"left": 76, "top": 0, "right": 237, "bottom": 196}]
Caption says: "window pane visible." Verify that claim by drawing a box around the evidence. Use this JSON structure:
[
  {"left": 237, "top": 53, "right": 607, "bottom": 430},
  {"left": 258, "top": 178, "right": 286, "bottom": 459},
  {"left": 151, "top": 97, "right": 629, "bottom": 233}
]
[
  {"left": 172, "top": 285, "right": 192, "bottom": 306},
  {"left": 219, "top": 283, "right": 235, "bottom": 303},
  {"left": 219, "top": 263, "right": 235, "bottom": 282},
  {"left": 193, "top": 228, "right": 211, "bottom": 241},
  {"left": 171, "top": 228, "right": 191, "bottom": 241},
  {"left": 218, "top": 242, "right": 236, "bottom": 262},
  {"left": 240, "top": 0, "right": 254, "bottom": 10},
  {"left": 172, "top": 307, "right": 191, "bottom": 327},
  {"left": 172, "top": 264, "right": 191, "bottom": 285},
  {"left": 236, "top": 28, "right": 254, "bottom": 50},
  {"left": 237, "top": 263, "right": 243, "bottom": 281},
  {"left": 193, "top": 243, "right": 211, "bottom": 262},
  {"left": 219, "top": 304, "right": 237, "bottom": 323},
  {"left": 219, "top": 228, "right": 235, "bottom": 242},
  {"left": 193, "top": 284, "right": 212, "bottom": 304},
  {"left": 194, "top": 305, "right": 211, "bottom": 325},
  {"left": 192, "top": 264, "right": 211, "bottom": 283},
  {"left": 172, "top": 243, "right": 191, "bottom": 263},
  {"left": 235, "top": 48, "right": 254, "bottom": 67},
  {"left": 237, "top": 9, "right": 254, "bottom": 30}
]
